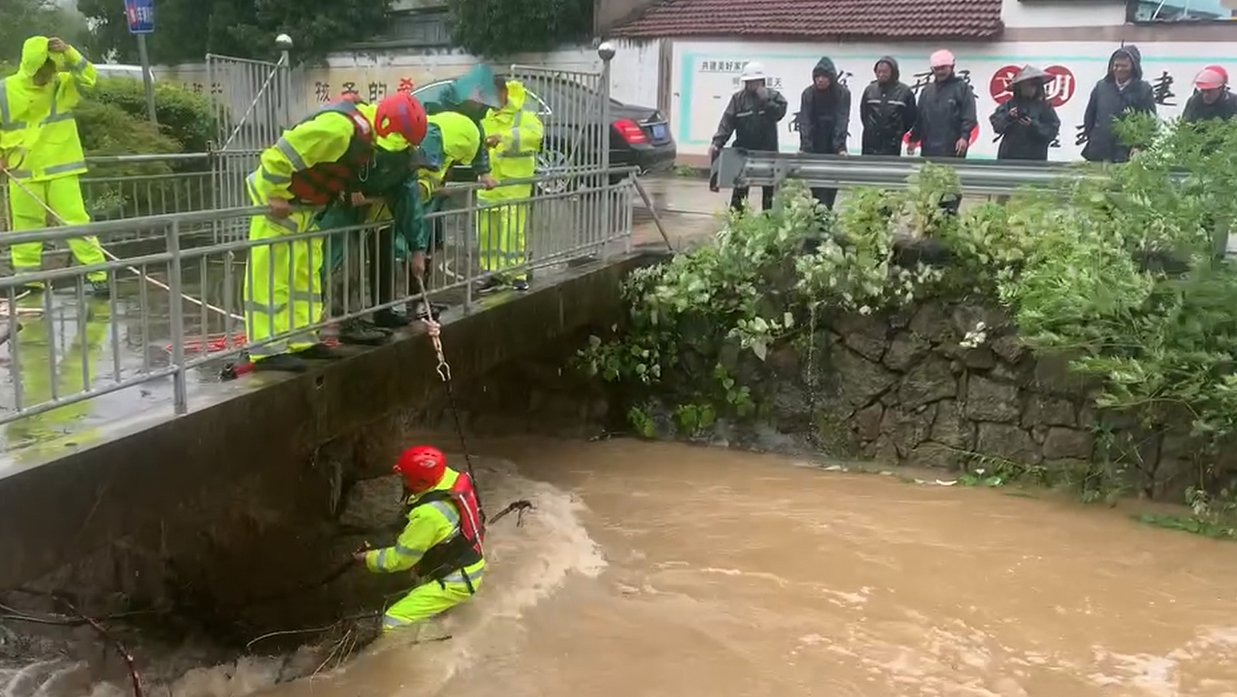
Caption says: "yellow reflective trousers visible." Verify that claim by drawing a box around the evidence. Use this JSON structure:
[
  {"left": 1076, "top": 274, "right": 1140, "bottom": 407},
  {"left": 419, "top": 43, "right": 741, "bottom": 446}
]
[
  {"left": 476, "top": 185, "right": 531, "bottom": 279},
  {"left": 383, "top": 563, "right": 484, "bottom": 632},
  {"left": 242, "top": 210, "right": 323, "bottom": 359},
  {"left": 6, "top": 175, "right": 105, "bottom": 282}
]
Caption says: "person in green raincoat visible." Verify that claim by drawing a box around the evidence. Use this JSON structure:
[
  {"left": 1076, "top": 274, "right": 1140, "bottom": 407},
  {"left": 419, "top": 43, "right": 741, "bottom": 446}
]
[{"left": 318, "top": 68, "right": 500, "bottom": 341}]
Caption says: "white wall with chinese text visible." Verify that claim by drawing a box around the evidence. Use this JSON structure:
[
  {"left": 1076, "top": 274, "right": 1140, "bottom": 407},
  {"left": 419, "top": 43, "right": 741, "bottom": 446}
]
[
  {"left": 670, "top": 38, "right": 1237, "bottom": 161},
  {"left": 159, "top": 40, "right": 662, "bottom": 121},
  {"left": 1000, "top": 0, "right": 1128, "bottom": 28}
]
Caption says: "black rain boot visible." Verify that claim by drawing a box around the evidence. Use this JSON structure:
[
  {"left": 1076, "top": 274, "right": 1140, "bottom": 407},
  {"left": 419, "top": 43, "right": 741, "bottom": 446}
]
[
  {"left": 373, "top": 308, "right": 411, "bottom": 328},
  {"left": 337, "top": 319, "right": 391, "bottom": 346}
]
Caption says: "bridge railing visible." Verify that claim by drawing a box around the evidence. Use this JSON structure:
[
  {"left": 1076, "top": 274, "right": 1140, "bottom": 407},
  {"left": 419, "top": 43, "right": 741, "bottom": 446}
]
[{"left": 0, "top": 166, "right": 636, "bottom": 432}]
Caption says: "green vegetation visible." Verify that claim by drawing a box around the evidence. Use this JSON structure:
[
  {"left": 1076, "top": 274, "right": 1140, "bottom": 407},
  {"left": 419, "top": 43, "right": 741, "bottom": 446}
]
[
  {"left": 581, "top": 115, "right": 1237, "bottom": 537},
  {"left": 77, "top": 0, "right": 391, "bottom": 65},
  {"left": 446, "top": 0, "right": 593, "bottom": 57}
]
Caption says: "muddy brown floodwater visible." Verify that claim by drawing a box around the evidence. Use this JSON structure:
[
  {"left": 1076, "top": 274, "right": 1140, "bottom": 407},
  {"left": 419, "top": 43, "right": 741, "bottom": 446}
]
[{"left": 158, "top": 439, "right": 1237, "bottom": 697}]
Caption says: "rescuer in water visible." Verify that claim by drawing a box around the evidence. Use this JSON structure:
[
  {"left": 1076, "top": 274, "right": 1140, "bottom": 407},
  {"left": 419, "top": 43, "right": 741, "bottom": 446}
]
[
  {"left": 356, "top": 444, "right": 486, "bottom": 632},
  {"left": 242, "top": 90, "right": 429, "bottom": 372}
]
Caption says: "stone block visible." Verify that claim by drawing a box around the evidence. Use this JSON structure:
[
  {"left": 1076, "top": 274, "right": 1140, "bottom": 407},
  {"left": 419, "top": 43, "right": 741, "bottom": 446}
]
[
  {"left": 339, "top": 475, "right": 406, "bottom": 532},
  {"left": 961, "top": 347, "right": 997, "bottom": 370},
  {"left": 990, "top": 334, "right": 1027, "bottom": 364},
  {"left": 908, "top": 441, "right": 965, "bottom": 470},
  {"left": 931, "top": 399, "right": 975, "bottom": 449},
  {"left": 976, "top": 423, "right": 1041, "bottom": 464},
  {"left": 884, "top": 331, "right": 930, "bottom": 371},
  {"left": 831, "top": 347, "right": 898, "bottom": 407},
  {"left": 854, "top": 403, "right": 885, "bottom": 441},
  {"left": 898, "top": 356, "right": 957, "bottom": 409},
  {"left": 835, "top": 314, "right": 889, "bottom": 362},
  {"left": 880, "top": 403, "right": 938, "bottom": 457},
  {"left": 965, "top": 377, "right": 1020, "bottom": 423},
  {"left": 951, "top": 303, "right": 1010, "bottom": 336},
  {"left": 1022, "top": 395, "right": 1077, "bottom": 428},
  {"left": 1041, "top": 427, "right": 1094, "bottom": 460},
  {"left": 1032, "top": 353, "right": 1092, "bottom": 397}
]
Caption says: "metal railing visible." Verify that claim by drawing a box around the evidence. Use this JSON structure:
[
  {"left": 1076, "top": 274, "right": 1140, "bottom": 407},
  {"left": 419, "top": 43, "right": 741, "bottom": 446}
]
[
  {"left": 0, "top": 167, "right": 636, "bottom": 438},
  {"left": 716, "top": 149, "right": 1118, "bottom": 196}
]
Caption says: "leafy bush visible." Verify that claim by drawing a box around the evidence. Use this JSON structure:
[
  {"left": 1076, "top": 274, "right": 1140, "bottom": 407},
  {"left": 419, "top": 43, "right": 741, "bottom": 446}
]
[
  {"left": 90, "top": 79, "right": 215, "bottom": 155},
  {"left": 582, "top": 115, "right": 1237, "bottom": 508},
  {"left": 447, "top": 0, "right": 593, "bottom": 57}
]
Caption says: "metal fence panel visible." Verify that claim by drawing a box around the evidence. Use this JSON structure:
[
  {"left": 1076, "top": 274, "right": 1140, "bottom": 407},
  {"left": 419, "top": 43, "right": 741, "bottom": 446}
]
[{"left": 0, "top": 167, "right": 636, "bottom": 438}]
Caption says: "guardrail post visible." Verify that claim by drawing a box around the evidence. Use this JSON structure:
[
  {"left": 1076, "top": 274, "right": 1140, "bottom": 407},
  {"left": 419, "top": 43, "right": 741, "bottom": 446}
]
[
  {"left": 465, "top": 188, "right": 476, "bottom": 312},
  {"left": 166, "top": 220, "right": 188, "bottom": 415},
  {"left": 599, "top": 43, "right": 614, "bottom": 255}
]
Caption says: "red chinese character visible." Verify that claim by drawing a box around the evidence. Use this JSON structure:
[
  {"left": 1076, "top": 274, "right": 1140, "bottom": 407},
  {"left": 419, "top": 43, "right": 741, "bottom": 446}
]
[{"left": 397, "top": 77, "right": 415, "bottom": 93}]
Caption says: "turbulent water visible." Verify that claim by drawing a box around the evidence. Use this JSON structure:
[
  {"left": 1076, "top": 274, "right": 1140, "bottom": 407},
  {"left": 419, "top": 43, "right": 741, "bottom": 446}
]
[{"left": 42, "top": 439, "right": 1237, "bottom": 696}]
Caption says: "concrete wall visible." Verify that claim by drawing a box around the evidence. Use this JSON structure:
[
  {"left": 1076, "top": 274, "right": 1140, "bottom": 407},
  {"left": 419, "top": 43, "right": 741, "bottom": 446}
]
[
  {"left": 0, "top": 254, "right": 655, "bottom": 634},
  {"left": 594, "top": 0, "right": 661, "bottom": 35},
  {"left": 1000, "top": 0, "right": 1128, "bottom": 28}
]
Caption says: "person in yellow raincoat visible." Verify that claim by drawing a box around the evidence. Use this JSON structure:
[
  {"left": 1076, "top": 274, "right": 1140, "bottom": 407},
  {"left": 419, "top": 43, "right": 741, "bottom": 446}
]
[
  {"left": 242, "top": 91, "right": 428, "bottom": 372},
  {"left": 0, "top": 36, "right": 107, "bottom": 293},
  {"left": 477, "top": 79, "right": 543, "bottom": 292},
  {"left": 356, "top": 445, "right": 486, "bottom": 632}
]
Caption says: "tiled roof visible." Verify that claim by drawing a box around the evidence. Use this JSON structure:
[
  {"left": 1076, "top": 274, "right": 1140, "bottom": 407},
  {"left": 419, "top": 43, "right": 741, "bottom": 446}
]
[{"left": 610, "top": 0, "right": 1004, "bottom": 40}]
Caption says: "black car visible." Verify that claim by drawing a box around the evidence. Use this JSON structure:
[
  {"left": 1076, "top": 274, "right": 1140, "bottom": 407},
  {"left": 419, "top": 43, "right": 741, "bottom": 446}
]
[{"left": 412, "top": 76, "right": 676, "bottom": 185}]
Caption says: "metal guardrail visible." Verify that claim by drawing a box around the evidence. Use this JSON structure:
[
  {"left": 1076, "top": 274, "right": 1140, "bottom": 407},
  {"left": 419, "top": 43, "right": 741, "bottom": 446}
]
[
  {"left": 0, "top": 167, "right": 637, "bottom": 435},
  {"left": 716, "top": 149, "right": 1112, "bottom": 196}
]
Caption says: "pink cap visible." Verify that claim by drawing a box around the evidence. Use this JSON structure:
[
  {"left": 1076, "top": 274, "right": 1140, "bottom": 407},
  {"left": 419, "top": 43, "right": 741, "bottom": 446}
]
[
  {"left": 1204, "top": 64, "right": 1229, "bottom": 84},
  {"left": 1196, "top": 67, "right": 1226, "bottom": 90},
  {"left": 929, "top": 49, "right": 956, "bottom": 68}
]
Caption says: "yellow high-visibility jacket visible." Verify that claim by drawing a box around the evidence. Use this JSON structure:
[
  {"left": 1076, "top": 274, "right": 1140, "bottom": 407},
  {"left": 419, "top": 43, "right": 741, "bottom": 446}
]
[
  {"left": 364, "top": 468, "right": 487, "bottom": 585},
  {"left": 247, "top": 101, "right": 408, "bottom": 207},
  {"left": 416, "top": 111, "right": 481, "bottom": 200},
  {"left": 481, "top": 80, "right": 544, "bottom": 190},
  {"left": 0, "top": 36, "right": 97, "bottom": 181}
]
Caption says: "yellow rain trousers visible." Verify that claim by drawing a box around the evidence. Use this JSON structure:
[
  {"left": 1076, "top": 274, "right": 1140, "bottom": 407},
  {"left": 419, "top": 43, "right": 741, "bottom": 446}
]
[
  {"left": 241, "top": 105, "right": 390, "bottom": 359},
  {"left": 1, "top": 37, "right": 105, "bottom": 282},
  {"left": 478, "top": 81, "right": 543, "bottom": 281},
  {"left": 5, "top": 297, "right": 108, "bottom": 459},
  {"left": 364, "top": 468, "right": 486, "bottom": 631}
]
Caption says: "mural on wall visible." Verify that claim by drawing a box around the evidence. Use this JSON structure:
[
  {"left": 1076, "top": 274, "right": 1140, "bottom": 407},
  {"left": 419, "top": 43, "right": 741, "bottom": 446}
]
[{"left": 673, "top": 41, "right": 1237, "bottom": 160}]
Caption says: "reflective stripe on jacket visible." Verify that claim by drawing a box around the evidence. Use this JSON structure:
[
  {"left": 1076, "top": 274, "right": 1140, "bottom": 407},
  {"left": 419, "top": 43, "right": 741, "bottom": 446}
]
[
  {"left": 365, "top": 468, "right": 487, "bottom": 584},
  {"left": 1, "top": 36, "right": 96, "bottom": 181},
  {"left": 247, "top": 102, "right": 383, "bottom": 207},
  {"left": 481, "top": 80, "right": 544, "bottom": 187}
]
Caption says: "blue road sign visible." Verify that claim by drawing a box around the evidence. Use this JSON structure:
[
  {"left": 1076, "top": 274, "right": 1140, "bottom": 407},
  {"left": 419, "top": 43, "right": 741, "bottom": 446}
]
[{"left": 124, "top": 0, "right": 155, "bottom": 34}]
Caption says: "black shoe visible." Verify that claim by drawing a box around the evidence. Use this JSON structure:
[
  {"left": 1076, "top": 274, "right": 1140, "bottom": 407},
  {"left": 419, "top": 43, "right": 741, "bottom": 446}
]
[
  {"left": 512, "top": 278, "right": 529, "bottom": 292},
  {"left": 338, "top": 319, "right": 390, "bottom": 346},
  {"left": 252, "top": 354, "right": 310, "bottom": 372},
  {"left": 412, "top": 301, "right": 446, "bottom": 321},
  {"left": 373, "top": 309, "right": 411, "bottom": 328},
  {"left": 474, "top": 276, "right": 504, "bottom": 295},
  {"left": 89, "top": 280, "right": 110, "bottom": 297},
  {"left": 295, "top": 343, "right": 346, "bottom": 360}
]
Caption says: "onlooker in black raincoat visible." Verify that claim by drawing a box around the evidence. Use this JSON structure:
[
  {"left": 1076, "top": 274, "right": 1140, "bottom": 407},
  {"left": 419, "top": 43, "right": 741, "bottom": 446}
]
[
  {"left": 989, "top": 65, "right": 1061, "bottom": 161},
  {"left": 1183, "top": 66, "right": 1237, "bottom": 124},
  {"left": 860, "top": 56, "right": 917, "bottom": 157},
  {"left": 908, "top": 49, "right": 977, "bottom": 160},
  {"left": 909, "top": 49, "right": 976, "bottom": 214},
  {"left": 710, "top": 61, "right": 788, "bottom": 212},
  {"left": 795, "top": 56, "right": 851, "bottom": 210},
  {"left": 1081, "top": 45, "right": 1156, "bottom": 163}
]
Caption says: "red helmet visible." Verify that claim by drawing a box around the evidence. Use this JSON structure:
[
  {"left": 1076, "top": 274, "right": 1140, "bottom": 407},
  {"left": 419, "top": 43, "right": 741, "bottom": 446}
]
[
  {"left": 394, "top": 445, "right": 446, "bottom": 491},
  {"left": 1205, "top": 64, "right": 1229, "bottom": 84},
  {"left": 374, "top": 92, "right": 428, "bottom": 146}
]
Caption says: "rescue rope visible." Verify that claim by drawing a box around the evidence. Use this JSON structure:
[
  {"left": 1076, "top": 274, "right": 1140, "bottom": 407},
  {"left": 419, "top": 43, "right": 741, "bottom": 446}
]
[
  {"left": 1, "top": 166, "right": 244, "bottom": 322},
  {"left": 414, "top": 275, "right": 484, "bottom": 513}
]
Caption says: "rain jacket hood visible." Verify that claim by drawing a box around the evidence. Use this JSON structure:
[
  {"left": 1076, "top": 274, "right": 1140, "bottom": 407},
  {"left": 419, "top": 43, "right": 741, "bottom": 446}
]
[
  {"left": 502, "top": 79, "right": 528, "bottom": 113},
  {"left": 18, "top": 36, "right": 58, "bottom": 80},
  {"left": 813, "top": 57, "right": 838, "bottom": 80},
  {"left": 1107, "top": 45, "right": 1144, "bottom": 82},
  {"left": 874, "top": 56, "right": 901, "bottom": 83}
]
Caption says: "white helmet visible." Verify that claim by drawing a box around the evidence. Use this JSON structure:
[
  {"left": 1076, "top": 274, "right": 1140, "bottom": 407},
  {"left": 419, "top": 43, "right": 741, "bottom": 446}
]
[{"left": 739, "top": 61, "right": 767, "bottom": 82}]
